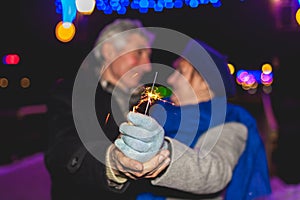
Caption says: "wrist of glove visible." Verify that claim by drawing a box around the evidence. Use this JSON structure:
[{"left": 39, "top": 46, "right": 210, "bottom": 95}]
[{"left": 114, "top": 112, "right": 166, "bottom": 162}]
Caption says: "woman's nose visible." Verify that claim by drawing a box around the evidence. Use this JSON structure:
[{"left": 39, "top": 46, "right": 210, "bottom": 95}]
[{"left": 167, "top": 72, "right": 176, "bottom": 86}]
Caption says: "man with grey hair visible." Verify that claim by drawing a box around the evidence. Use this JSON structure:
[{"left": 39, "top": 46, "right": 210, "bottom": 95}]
[{"left": 45, "top": 18, "right": 171, "bottom": 200}]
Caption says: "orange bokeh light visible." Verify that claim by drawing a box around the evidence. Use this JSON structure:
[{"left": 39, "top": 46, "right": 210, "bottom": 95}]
[{"left": 55, "top": 21, "right": 76, "bottom": 43}]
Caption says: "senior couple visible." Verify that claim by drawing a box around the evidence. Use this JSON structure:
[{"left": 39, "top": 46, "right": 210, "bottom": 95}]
[{"left": 44, "top": 18, "right": 271, "bottom": 200}]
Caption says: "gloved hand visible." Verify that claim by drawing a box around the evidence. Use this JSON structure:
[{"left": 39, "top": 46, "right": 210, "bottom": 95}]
[{"left": 114, "top": 111, "right": 166, "bottom": 162}]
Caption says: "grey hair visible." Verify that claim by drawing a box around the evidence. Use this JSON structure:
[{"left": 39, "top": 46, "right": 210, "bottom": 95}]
[{"left": 93, "top": 18, "right": 154, "bottom": 64}]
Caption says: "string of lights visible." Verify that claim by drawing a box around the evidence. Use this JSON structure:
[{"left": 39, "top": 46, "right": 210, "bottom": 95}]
[{"left": 54, "top": 0, "right": 221, "bottom": 42}]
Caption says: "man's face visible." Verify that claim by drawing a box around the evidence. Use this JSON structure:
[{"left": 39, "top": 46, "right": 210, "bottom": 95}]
[{"left": 109, "top": 33, "right": 152, "bottom": 89}]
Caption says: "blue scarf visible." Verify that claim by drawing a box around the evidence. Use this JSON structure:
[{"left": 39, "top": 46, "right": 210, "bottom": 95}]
[{"left": 137, "top": 97, "right": 271, "bottom": 200}]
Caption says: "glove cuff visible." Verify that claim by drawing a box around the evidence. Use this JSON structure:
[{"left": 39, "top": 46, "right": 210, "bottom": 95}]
[
  {"left": 106, "top": 145, "right": 128, "bottom": 184},
  {"left": 161, "top": 140, "right": 169, "bottom": 150}
]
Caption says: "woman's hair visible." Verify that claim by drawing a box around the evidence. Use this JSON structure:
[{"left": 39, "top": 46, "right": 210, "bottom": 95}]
[{"left": 181, "top": 39, "right": 236, "bottom": 98}]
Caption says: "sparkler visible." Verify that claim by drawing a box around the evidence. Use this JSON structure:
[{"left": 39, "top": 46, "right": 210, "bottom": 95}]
[
  {"left": 144, "top": 72, "right": 158, "bottom": 114},
  {"left": 105, "top": 113, "right": 111, "bottom": 124},
  {"left": 105, "top": 72, "right": 172, "bottom": 125},
  {"left": 133, "top": 72, "right": 162, "bottom": 114},
  {"left": 132, "top": 72, "right": 174, "bottom": 114},
  {"left": 105, "top": 72, "right": 173, "bottom": 125}
]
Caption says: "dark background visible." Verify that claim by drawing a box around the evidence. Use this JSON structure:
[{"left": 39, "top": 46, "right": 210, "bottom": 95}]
[
  {"left": 1, "top": 0, "right": 299, "bottom": 107},
  {"left": 1, "top": 0, "right": 300, "bottom": 183}
]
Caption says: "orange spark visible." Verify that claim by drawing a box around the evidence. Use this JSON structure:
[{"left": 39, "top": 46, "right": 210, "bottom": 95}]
[
  {"left": 132, "top": 86, "right": 163, "bottom": 113},
  {"left": 105, "top": 113, "right": 111, "bottom": 124}
]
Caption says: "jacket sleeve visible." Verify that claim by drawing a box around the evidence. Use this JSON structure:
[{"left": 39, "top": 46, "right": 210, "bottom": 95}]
[
  {"left": 43, "top": 80, "right": 129, "bottom": 193},
  {"left": 151, "top": 122, "right": 248, "bottom": 194}
]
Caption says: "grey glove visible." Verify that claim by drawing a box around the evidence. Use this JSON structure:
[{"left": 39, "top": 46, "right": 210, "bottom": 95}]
[{"left": 114, "top": 111, "right": 166, "bottom": 162}]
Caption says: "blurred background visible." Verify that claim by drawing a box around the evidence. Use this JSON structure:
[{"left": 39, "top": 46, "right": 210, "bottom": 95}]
[{"left": 0, "top": 0, "right": 300, "bottom": 199}]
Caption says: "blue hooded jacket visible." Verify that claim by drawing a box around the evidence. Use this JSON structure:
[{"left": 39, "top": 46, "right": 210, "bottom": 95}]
[
  {"left": 146, "top": 97, "right": 272, "bottom": 200},
  {"left": 137, "top": 39, "right": 271, "bottom": 200}
]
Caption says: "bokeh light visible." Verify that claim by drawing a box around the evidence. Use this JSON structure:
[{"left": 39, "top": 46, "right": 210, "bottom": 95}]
[
  {"left": 296, "top": 8, "right": 300, "bottom": 26},
  {"left": 0, "top": 77, "right": 9, "bottom": 88},
  {"left": 261, "top": 63, "right": 272, "bottom": 74},
  {"left": 227, "top": 63, "right": 235, "bottom": 75},
  {"left": 20, "top": 77, "right": 31, "bottom": 89},
  {"left": 55, "top": 21, "right": 76, "bottom": 42},
  {"left": 2, "top": 54, "right": 20, "bottom": 65},
  {"left": 76, "top": 0, "right": 96, "bottom": 14},
  {"left": 262, "top": 85, "right": 272, "bottom": 94}
]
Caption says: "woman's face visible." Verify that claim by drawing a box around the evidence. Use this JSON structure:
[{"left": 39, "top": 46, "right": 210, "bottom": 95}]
[
  {"left": 167, "top": 58, "right": 211, "bottom": 105},
  {"left": 167, "top": 58, "right": 197, "bottom": 105}
]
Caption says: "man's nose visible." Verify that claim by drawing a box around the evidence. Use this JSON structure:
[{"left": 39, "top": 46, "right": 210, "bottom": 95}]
[
  {"left": 140, "top": 57, "right": 152, "bottom": 72},
  {"left": 143, "top": 63, "right": 152, "bottom": 72}
]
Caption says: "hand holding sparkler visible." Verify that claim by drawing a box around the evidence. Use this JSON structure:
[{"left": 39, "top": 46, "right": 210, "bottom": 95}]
[
  {"left": 115, "top": 111, "right": 167, "bottom": 162},
  {"left": 114, "top": 72, "right": 169, "bottom": 162}
]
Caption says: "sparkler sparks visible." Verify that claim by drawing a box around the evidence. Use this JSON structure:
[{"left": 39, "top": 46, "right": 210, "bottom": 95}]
[
  {"left": 132, "top": 72, "right": 174, "bottom": 114},
  {"left": 133, "top": 86, "right": 163, "bottom": 113},
  {"left": 133, "top": 72, "right": 159, "bottom": 114},
  {"left": 144, "top": 72, "right": 158, "bottom": 114},
  {"left": 104, "top": 72, "right": 173, "bottom": 125},
  {"left": 105, "top": 113, "right": 111, "bottom": 124}
]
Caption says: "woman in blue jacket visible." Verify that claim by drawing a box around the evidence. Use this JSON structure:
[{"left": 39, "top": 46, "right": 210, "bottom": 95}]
[{"left": 146, "top": 39, "right": 272, "bottom": 200}]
